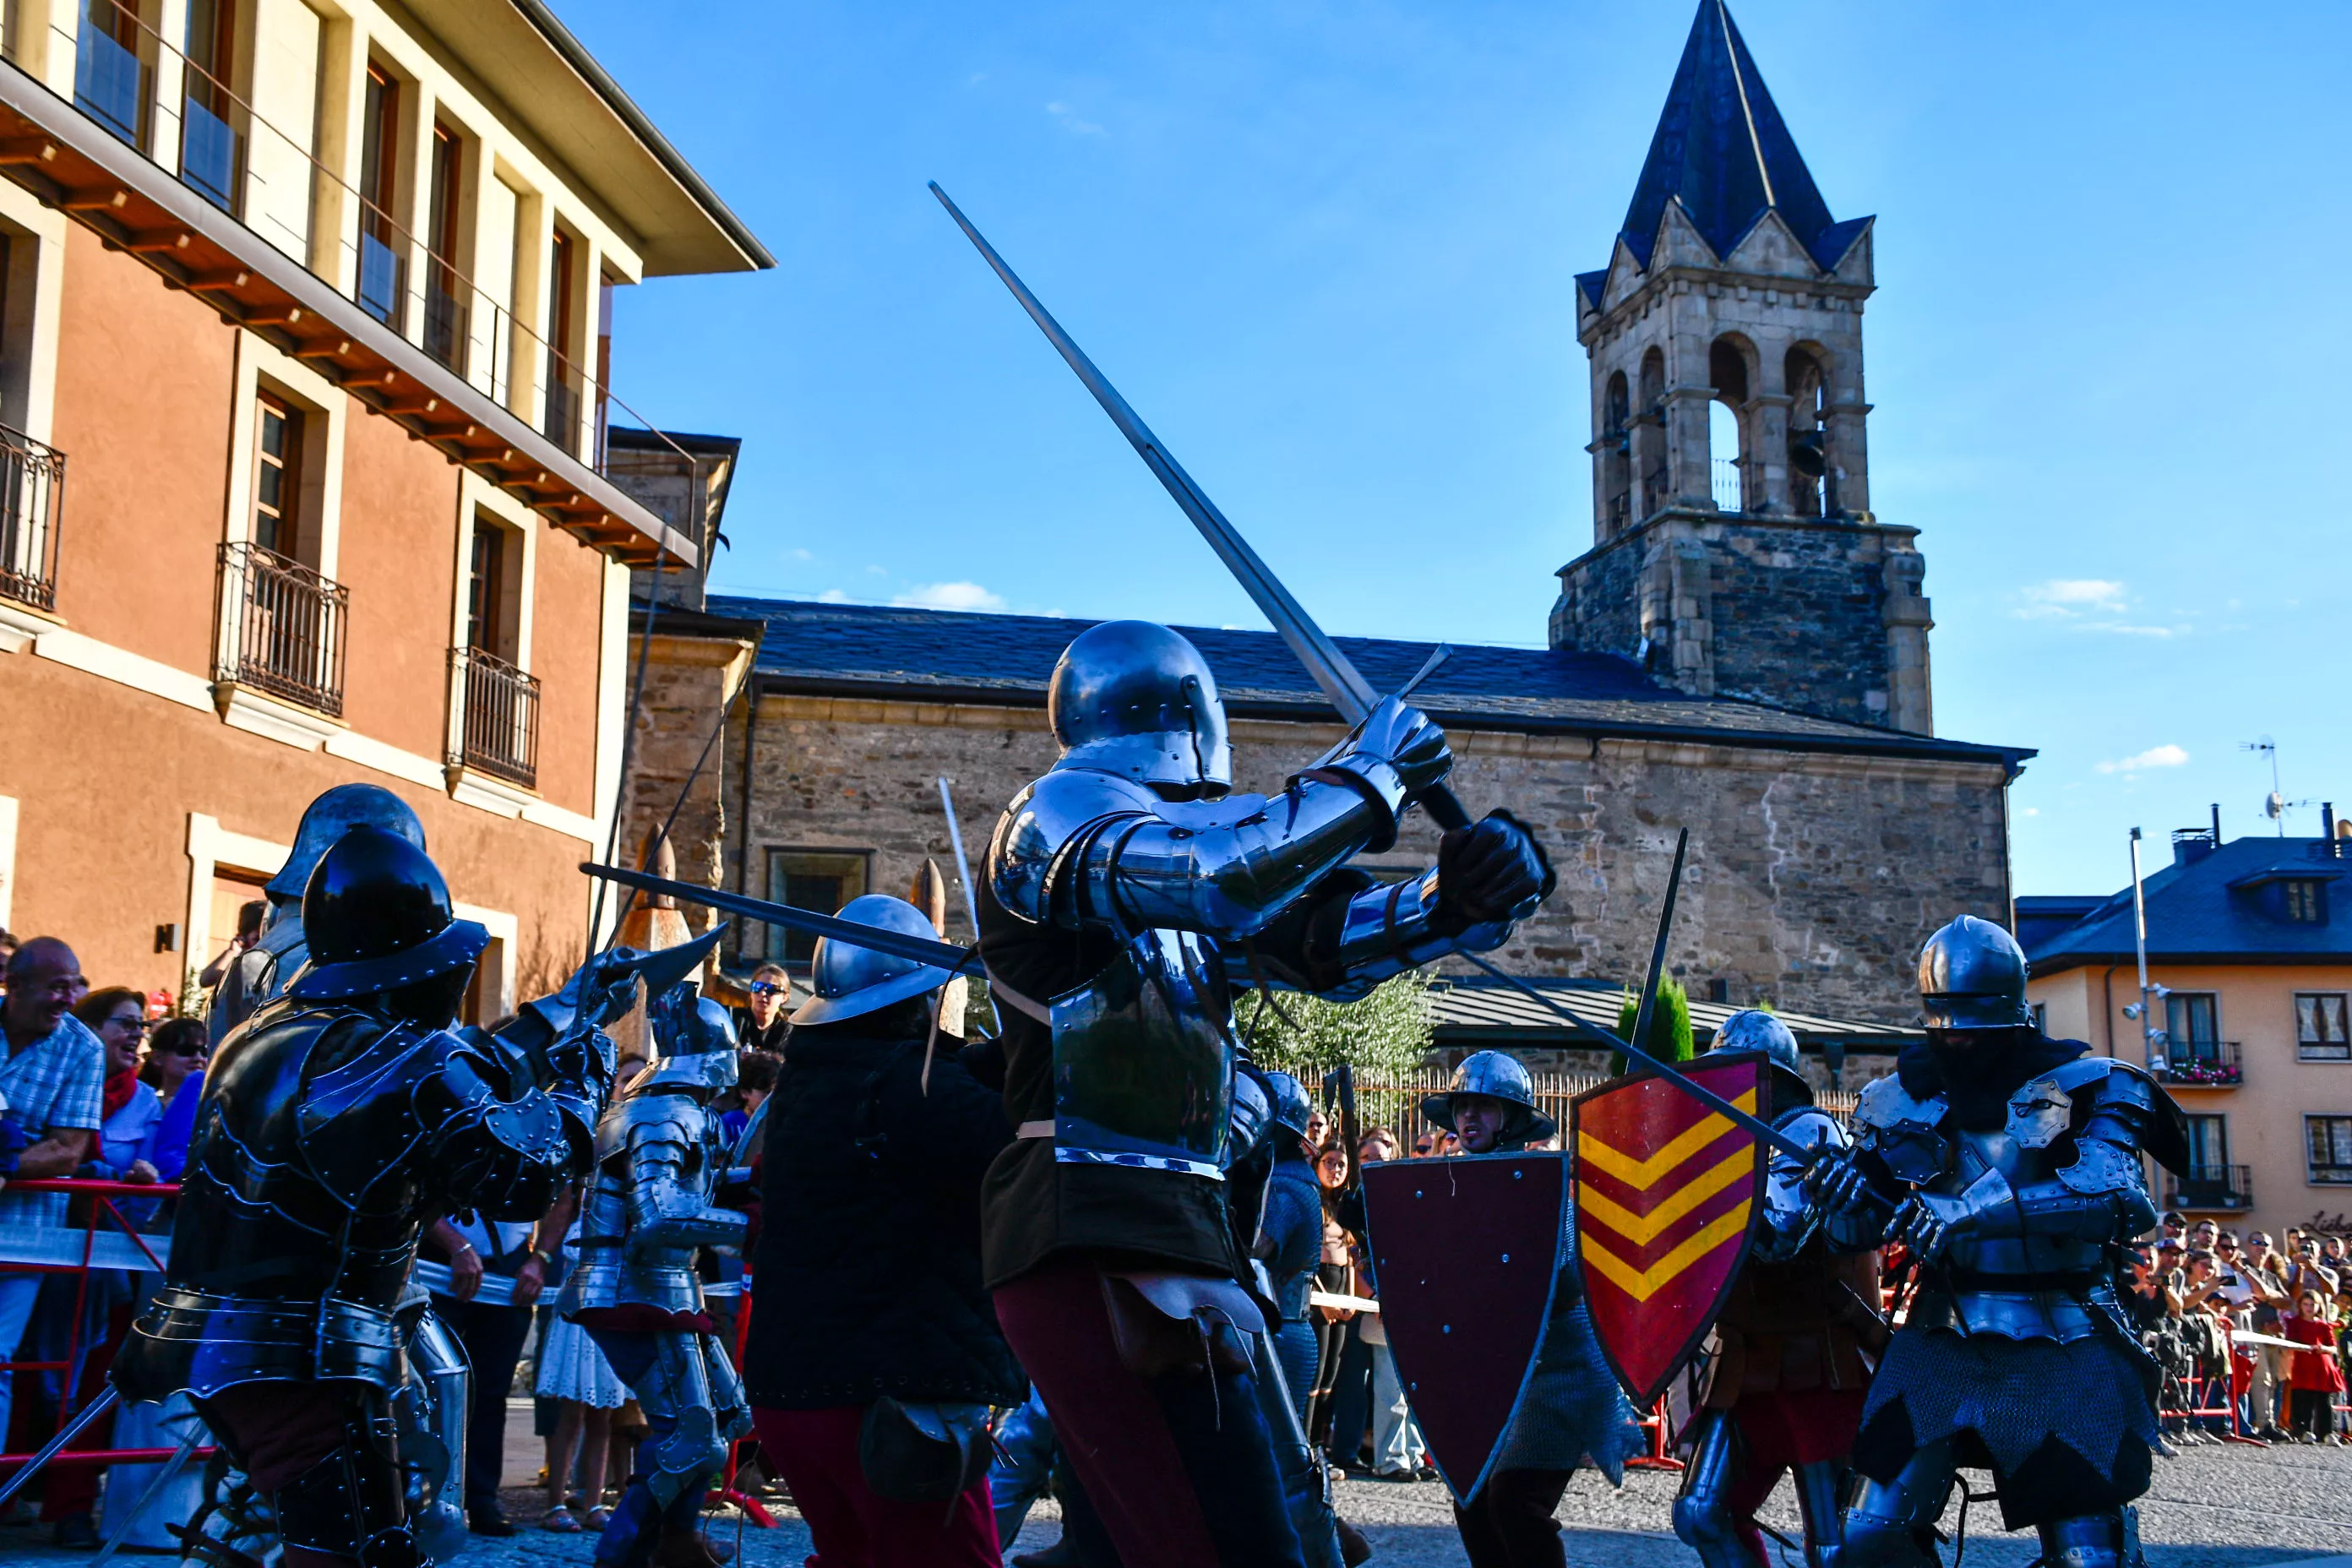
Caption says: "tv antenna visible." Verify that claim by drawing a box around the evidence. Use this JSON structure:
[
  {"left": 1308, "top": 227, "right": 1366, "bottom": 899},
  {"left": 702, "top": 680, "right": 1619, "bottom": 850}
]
[{"left": 2240, "top": 737, "right": 2312, "bottom": 836}]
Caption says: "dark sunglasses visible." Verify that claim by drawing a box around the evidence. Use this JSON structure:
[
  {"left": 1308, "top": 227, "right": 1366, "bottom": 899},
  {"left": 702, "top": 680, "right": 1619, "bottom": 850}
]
[
  {"left": 750, "top": 982, "right": 787, "bottom": 998},
  {"left": 165, "top": 1041, "right": 209, "bottom": 1059}
]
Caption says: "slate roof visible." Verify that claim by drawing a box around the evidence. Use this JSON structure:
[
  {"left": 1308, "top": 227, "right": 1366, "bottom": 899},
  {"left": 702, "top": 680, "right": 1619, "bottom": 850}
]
[
  {"left": 2022, "top": 836, "right": 2352, "bottom": 974},
  {"left": 704, "top": 594, "right": 2028, "bottom": 770},
  {"left": 1612, "top": 1, "right": 1870, "bottom": 275},
  {"left": 1426, "top": 976, "right": 1918, "bottom": 1052}
]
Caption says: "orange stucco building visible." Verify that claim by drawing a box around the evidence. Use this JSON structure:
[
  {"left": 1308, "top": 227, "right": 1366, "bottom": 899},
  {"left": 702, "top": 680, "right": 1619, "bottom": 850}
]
[
  {"left": 2023, "top": 828, "right": 2352, "bottom": 1239},
  {"left": 0, "top": 0, "right": 768, "bottom": 1012}
]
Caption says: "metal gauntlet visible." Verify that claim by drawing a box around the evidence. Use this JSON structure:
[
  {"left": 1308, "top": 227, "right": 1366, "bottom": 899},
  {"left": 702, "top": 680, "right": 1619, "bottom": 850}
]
[{"left": 1308, "top": 868, "right": 1518, "bottom": 999}]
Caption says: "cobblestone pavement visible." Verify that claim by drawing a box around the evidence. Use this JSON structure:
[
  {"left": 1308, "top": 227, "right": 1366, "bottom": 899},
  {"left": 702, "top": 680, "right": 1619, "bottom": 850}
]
[{"left": 0, "top": 1440, "right": 2343, "bottom": 1566}]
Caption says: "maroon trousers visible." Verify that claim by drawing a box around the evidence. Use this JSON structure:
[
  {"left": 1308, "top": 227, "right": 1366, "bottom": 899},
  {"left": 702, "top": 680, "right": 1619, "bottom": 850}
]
[{"left": 751, "top": 1406, "right": 1000, "bottom": 1568}]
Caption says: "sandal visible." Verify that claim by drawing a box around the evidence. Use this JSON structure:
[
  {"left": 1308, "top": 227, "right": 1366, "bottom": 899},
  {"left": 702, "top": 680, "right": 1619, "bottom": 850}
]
[
  {"left": 585, "top": 1507, "right": 613, "bottom": 1530},
  {"left": 541, "top": 1506, "right": 580, "bottom": 1533}
]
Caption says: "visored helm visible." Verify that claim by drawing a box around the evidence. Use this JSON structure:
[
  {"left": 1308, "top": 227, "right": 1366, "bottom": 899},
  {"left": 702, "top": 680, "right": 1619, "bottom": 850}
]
[
  {"left": 289, "top": 826, "right": 488, "bottom": 1002},
  {"left": 1421, "top": 1049, "right": 1556, "bottom": 1143},
  {"left": 1048, "top": 621, "right": 1232, "bottom": 798},
  {"left": 1261, "top": 1070, "right": 1313, "bottom": 1140},
  {"left": 1918, "top": 914, "right": 2031, "bottom": 1032},
  {"left": 645, "top": 986, "right": 740, "bottom": 1093},
  {"left": 1709, "top": 1010, "right": 1799, "bottom": 1075},
  {"left": 792, "top": 895, "right": 956, "bottom": 1027},
  {"left": 267, "top": 783, "right": 426, "bottom": 901}
]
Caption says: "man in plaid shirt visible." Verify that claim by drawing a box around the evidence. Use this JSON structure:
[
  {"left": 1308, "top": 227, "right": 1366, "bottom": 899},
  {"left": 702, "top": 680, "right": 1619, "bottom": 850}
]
[{"left": 0, "top": 937, "right": 106, "bottom": 1444}]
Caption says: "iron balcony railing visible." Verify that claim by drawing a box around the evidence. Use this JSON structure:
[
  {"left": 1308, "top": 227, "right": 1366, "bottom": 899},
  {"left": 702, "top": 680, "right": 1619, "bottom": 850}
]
[
  {"left": 542, "top": 349, "right": 582, "bottom": 455},
  {"left": 2152, "top": 1040, "right": 2243, "bottom": 1088},
  {"left": 2164, "top": 1163, "right": 2253, "bottom": 1212},
  {"left": 1711, "top": 456, "right": 1744, "bottom": 513},
  {"left": 215, "top": 542, "right": 346, "bottom": 716},
  {"left": 0, "top": 423, "right": 66, "bottom": 613},
  {"left": 449, "top": 645, "right": 540, "bottom": 788}
]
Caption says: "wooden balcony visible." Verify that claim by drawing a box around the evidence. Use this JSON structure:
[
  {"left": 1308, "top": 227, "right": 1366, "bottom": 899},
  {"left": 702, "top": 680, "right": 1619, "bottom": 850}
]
[{"left": 0, "top": 49, "right": 694, "bottom": 570}]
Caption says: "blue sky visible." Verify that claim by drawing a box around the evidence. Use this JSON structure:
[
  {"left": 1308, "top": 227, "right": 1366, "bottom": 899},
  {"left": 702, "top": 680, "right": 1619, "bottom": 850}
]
[{"left": 554, "top": 0, "right": 2352, "bottom": 899}]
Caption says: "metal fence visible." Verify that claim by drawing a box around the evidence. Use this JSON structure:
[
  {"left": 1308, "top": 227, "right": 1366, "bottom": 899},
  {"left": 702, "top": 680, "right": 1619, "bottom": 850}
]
[
  {"left": 450, "top": 645, "right": 541, "bottom": 787},
  {"left": 0, "top": 422, "right": 64, "bottom": 612},
  {"left": 1340, "top": 1066, "right": 1858, "bottom": 1149},
  {"left": 215, "top": 541, "right": 347, "bottom": 716}
]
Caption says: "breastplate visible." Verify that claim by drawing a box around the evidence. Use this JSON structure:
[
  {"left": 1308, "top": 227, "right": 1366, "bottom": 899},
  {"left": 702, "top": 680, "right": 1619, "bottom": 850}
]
[
  {"left": 1914, "top": 1127, "right": 2115, "bottom": 1342},
  {"left": 1048, "top": 928, "right": 1234, "bottom": 1180},
  {"left": 561, "top": 1097, "right": 721, "bottom": 1316}
]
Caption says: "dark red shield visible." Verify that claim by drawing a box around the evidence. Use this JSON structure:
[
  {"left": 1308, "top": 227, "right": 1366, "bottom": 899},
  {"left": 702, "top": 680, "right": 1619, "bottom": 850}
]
[
  {"left": 1361, "top": 1152, "right": 1565, "bottom": 1502},
  {"left": 1572, "top": 1055, "right": 1767, "bottom": 1408}
]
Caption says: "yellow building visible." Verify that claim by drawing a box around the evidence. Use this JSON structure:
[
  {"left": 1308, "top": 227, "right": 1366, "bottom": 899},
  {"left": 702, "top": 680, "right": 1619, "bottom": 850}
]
[
  {"left": 2021, "top": 827, "right": 2352, "bottom": 1239},
  {"left": 0, "top": 0, "right": 769, "bottom": 1003}
]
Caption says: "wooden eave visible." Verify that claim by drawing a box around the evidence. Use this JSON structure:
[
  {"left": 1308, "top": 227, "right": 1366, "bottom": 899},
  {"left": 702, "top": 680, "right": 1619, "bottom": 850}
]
[{"left": 0, "top": 64, "right": 695, "bottom": 570}]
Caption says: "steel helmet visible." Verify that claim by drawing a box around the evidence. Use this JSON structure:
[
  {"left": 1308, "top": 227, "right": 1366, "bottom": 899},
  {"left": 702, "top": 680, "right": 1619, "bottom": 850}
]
[
  {"left": 1421, "top": 1049, "right": 1556, "bottom": 1143},
  {"left": 1261, "top": 1070, "right": 1314, "bottom": 1139},
  {"left": 643, "top": 986, "right": 741, "bottom": 1093},
  {"left": 267, "top": 783, "right": 426, "bottom": 901},
  {"left": 1709, "top": 1010, "right": 1799, "bottom": 1075},
  {"left": 1048, "top": 621, "right": 1232, "bottom": 798},
  {"left": 289, "top": 826, "right": 487, "bottom": 1002},
  {"left": 791, "top": 895, "right": 956, "bottom": 1026},
  {"left": 1917, "top": 915, "right": 2031, "bottom": 1032}
]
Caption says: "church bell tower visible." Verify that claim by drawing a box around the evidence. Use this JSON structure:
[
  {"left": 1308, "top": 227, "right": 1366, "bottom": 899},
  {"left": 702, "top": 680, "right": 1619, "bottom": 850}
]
[{"left": 1549, "top": 1, "right": 1933, "bottom": 734}]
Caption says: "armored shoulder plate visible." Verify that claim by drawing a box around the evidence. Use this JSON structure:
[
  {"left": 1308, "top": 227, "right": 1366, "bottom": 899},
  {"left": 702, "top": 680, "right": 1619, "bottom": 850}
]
[
  {"left": 618, "top": 1091, "right": 708, "bottom": 1155},
  {"left": 1854, "top": 1074, "right": 1950, "bottom": 1187},
  {"left": 295, "top": 1014, "right": 450, "bottom": 1206},
  {"left": 1772, "top": 1104, "right": 1851, "bottom": 1156},
  {"left": 988, "top": 768, "right": 1163, "bottom": 925}
]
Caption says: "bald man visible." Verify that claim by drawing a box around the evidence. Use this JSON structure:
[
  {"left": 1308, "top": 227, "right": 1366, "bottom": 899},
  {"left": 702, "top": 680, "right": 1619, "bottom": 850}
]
[{"left": 0, "top": 937, "right": 101, "bottom": 1443}]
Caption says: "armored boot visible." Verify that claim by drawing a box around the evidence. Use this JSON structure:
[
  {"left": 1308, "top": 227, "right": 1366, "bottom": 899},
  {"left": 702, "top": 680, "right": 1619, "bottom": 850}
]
[
  {"left": 2037, "top": 1511, "right": 2141, "bottom": 1568},
  {"left": 1673, "top": 1411, "right": 1766, "bottom": 1568},
  {"left": 1790, "top": 1457, "right": 1853, "bottom": 1568}
]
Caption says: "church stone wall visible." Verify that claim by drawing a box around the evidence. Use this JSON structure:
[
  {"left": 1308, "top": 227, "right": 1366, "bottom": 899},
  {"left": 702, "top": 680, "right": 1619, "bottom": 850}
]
[{"left": 729, "top": 693, "right": 2012, "bottom": 1026}]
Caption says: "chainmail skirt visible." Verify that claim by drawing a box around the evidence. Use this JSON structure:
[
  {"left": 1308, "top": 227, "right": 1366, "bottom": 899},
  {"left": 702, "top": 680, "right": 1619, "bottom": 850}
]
[
  {"left": 1854, "top": 1325, "right": 2160, "bottom": 1527},
  {"left": 1493, "top": 1298, "right": 1646, "bottom": 1484},
  {"left": 536, "top": 1315, "right": 632, "bottom": 1408}
]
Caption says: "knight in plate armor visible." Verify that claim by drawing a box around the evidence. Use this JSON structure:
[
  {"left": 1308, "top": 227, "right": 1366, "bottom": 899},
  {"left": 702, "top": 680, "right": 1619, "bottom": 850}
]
[
  {"left": 112, "top": 825, "right": 645, "bottom": 1568},
  {"left": 209, "top": 783, "right": 426, "bottom": 1043},
  {"left": 560, "top": 983, "right": 751, "bottom": 1568},
  {"left": 1424, "top": 1050, "right": 1643, "bottom": 1568},
  {"left": 1811, "top": 916, "right": 2191, "bottom": 1568},
  {"left": 977, "top": 620, "right": 1553, "bottom": 1568},
  {"left": 1673, "top": 1012, "right": 1886, "bottom": 1568}
]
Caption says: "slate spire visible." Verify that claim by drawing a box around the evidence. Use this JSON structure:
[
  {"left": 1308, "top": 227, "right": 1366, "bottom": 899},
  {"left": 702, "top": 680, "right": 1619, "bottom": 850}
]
[{"left": 1615, "top": 0, "right": 1865, "bottom": 274}]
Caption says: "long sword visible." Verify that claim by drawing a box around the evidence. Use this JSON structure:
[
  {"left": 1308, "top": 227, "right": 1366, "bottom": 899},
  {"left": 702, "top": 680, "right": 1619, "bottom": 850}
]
[
  {"left": 930, "top": 181, "right": 1473, "bottom": 833},
  {"left": 581, "top": 865, "right": 983, "bottom": 977}
]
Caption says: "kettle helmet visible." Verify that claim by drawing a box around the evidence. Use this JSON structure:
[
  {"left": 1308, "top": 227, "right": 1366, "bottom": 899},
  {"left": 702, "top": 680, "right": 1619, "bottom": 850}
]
[
  {"left": 791, "top": 895, "right": 956, "bottom": 1027},
  {"left": 267, "top": 783, "right": 426, "bottom": 902},
  {"left": 1420, "top": 1049, "right": 1556, "bottom": 1143},
  {"left": 289, "top": 826, "right": 487, "bottom": 1002}
]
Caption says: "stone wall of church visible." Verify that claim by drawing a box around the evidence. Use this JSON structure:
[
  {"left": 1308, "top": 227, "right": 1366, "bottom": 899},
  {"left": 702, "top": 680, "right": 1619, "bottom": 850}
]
[
  {"left": 726, "top": 692, "right": 2012, "bottom": 1026},
  {"left": 1550, "top": 510, "right": 1931, "bottom": 733}
]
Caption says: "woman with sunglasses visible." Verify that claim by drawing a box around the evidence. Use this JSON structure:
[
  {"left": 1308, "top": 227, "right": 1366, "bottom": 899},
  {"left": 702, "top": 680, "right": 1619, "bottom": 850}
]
[
  {"left": 135, "top": 1017, "right": 210, "bottom": 1184},
  {"left": 71, "top": 988, "right": 162, "bottom": 1185}
]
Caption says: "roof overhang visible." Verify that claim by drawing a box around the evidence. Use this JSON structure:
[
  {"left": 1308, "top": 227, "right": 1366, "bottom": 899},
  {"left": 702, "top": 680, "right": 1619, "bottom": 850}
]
[
  {"left": 2031, "top": 950, "right": 2352, "bottom": 977},
  {"left": 1427, "top": 976, "right": 1919, "bottom": 1052},
  {"left": 0, "top": 61, "right": 694, "bottom": 568},
  {"left": 404, "top": 0, "right": 772, "bottom": 276}
]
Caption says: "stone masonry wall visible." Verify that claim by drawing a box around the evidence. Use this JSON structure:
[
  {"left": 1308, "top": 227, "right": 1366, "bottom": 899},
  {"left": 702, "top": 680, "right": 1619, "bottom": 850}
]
[
  {"left": 1552, "top": 510, "right": 1930, "bottom": 732},
  {"left": 727, "top": 693, "right": 2012, "bottom": 1026}
]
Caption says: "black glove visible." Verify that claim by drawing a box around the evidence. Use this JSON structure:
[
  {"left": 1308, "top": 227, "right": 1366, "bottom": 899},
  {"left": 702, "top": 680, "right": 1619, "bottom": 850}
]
[{"left": 1432, "top": 810, "right": 1554, "bottom": 934}]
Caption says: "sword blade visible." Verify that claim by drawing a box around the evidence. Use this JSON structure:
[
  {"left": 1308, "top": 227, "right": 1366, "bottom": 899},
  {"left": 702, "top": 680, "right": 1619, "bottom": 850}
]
[
  {"left": 936, "top": 777, "right": 985, "bottom": 940},
  {"left": 579, "top": 865, "right": 983, "bottom": 977},
  {"left": 1454, "top": 951, "right": 1809, "bottom": 1161},
  {"left": 1623, "top": 829, "right": 1689, "bottom": 1079},
  {"left": 930, "top": 182, "right": 1378, "bottom": 721}
]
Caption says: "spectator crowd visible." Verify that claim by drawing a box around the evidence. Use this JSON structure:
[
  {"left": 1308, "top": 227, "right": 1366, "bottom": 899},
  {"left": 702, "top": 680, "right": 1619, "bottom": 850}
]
[{"left": 0, "top": 917, "right": 2344, "bottom": 1565}]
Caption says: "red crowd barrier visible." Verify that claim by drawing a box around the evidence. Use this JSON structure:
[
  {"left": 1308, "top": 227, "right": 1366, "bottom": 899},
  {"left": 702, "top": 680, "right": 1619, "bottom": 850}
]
[
  {"left": 0, "top": 1177, "right": 217, "bottom": 1473},
  {"left": 716, "top": 1271, "right": 774, "bottom": 1528}
]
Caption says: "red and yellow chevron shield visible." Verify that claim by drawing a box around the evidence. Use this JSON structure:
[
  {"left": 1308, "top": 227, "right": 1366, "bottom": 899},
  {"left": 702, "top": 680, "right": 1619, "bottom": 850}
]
[{"left": 1572, "top": 1054, "right": 1767, "bottom": 1407}]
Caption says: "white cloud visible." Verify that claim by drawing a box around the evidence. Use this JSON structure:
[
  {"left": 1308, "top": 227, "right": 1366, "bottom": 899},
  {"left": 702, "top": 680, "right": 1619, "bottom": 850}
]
[
  {"left": 1046, "top": 101, "right": 1104, "bottom": 136},
  {"left": 895, "top": 580, "right": 1008, "bottom": 612},
  {"left": 2022, "top": 807, "right": 2041, "bottom": 817},
  {"left": 815, "top": 588, "right": 850, "bottom": 604},
  {"left": 2013, "top": 578, "right": 2126, "bottom": 619},
  {"left": 2096, "top": 743, "right": 2190, "bottom": 775},
  {"left": 789, "top": 547, "right": 814, "bottom": 562}
]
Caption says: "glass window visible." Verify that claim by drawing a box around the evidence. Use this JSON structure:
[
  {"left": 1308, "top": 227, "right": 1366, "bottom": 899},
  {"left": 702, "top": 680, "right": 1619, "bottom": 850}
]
[
  {"left": 253, "top": 395, "right": 301, "bottom": 558},
  {"left": 2298, "top": 994, "right": 2350, "bottom": 1061},
  {"left": 2164, "top": 992, "right": 2223, "bottom": 1066},
  {"left": 2184, "top": 1113, "right": 2229, "bottom": 1173},
  {"left": 2308, "top": 1116, "right": 2352, "bottom": 1185},
  {"left": 758, "top": 850, "right": 870, "bottom": 966},
  {"left": 2285, "top": 880, "right": 2326, "bottom": 923}
]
